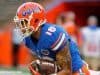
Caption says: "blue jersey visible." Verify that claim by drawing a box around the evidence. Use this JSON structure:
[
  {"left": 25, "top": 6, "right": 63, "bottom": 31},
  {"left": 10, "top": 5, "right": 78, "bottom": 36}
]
[{"left": 24, "top": 23, "right": 83, "bottom": 72}]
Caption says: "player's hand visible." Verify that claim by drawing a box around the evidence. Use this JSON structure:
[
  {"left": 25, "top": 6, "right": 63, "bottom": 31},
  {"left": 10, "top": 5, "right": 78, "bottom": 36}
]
[
  {"left": 32, "top": 71, "right": 41, "bottom": 75},
  {"left": 29, "top": 60, "right": 41, "bottom": 75},
  {"left": 29, "top": 66, "right": 41, "bottom": 75}
]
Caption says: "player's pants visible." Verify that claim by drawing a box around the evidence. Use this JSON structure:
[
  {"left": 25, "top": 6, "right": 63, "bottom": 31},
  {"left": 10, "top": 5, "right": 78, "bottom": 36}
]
[{"left": 73, "top": 64, "right": 90, "bottom": 75}]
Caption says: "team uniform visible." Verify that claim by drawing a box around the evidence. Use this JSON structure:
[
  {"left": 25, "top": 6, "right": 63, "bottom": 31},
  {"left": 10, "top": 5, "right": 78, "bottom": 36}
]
[
  {"left": 81, "top": 26, "right": 100, "bottom": 70},
  {"left": 14, "top": 2, "right": 90, "bottom": 75},
  {"left": 24, "top": 23, "right": 89, "bottom": 75}
]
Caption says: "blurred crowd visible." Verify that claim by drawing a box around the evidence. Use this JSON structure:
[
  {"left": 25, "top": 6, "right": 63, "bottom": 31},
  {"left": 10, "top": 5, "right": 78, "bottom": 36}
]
[
  {"left": 0, "top": 0, "right": 100, "bottom": 71},
  {"left": 56, "top": 11, "right": 100, "bottom": 71}
]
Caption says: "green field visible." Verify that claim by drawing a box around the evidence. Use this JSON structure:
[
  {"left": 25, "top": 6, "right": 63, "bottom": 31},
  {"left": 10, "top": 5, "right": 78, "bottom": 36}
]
[{"left": 0, "top": 67, "right": 31, "bottom": 75}]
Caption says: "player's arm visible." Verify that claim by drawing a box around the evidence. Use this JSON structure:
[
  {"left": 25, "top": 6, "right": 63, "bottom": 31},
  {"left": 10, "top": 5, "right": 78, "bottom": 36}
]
[{"left": 56, "top": 43, "right": 72, "bottom": 75}]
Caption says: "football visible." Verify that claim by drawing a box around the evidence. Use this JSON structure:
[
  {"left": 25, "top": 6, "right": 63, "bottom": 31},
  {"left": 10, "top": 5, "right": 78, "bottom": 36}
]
[{"left": 30, "top": 60, "right": 58, "bottom": 75}]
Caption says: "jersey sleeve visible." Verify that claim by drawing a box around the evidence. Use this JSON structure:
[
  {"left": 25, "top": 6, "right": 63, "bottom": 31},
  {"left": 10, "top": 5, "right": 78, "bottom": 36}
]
[{"left": 50, "top": 32, "right": 67, "bottom": 51}]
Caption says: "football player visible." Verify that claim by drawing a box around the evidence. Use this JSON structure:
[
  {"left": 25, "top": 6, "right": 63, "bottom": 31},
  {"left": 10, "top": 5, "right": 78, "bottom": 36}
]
[{"left": 14, "top": 2, "right": 90, "bottom": 75}]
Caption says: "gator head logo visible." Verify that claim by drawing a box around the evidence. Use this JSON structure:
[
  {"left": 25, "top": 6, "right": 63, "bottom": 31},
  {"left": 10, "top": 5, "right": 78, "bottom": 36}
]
[{"left": 41, "top": 50, "right": 49, "bottom": 55}]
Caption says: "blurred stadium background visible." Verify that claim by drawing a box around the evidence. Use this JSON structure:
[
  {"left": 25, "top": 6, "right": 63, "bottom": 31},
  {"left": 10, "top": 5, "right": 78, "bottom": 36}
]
[{"left": 0, "top": 0, "right": 100, "bottom": 75}]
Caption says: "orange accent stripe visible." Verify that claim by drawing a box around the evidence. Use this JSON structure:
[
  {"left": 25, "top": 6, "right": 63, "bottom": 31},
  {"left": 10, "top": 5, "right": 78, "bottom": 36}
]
[
  {"left": 50, "top": 33, "right": 62, "bottom": 48},
  {"left": 81, "top": 65, "right": 90, "bottom": 75},
  {"left": 61, "top": 38, "right": 66, "bottom": 47},
  {"left": 73, "top": 65, "right": 90, "bottom": 75}
]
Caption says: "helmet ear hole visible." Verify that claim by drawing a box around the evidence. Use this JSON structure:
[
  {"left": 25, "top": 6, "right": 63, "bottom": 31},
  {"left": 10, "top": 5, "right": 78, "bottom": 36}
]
[{"left": 34, "top": 19, "right": 39, "bottom": 23}]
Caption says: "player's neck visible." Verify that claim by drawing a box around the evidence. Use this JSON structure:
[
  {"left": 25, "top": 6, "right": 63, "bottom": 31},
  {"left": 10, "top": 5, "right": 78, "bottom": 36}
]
[{"left": 32, "top": 28, "right": 41, "bottom": 40}]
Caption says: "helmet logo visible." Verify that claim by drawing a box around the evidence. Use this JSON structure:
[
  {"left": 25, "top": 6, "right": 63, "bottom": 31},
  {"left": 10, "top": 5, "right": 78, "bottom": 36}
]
[
  {"left": 22, "top": 7, "right": 40, "bottom": 16},
  {"left": 22, "top": 9, "right": 32, "bottom": 16}
]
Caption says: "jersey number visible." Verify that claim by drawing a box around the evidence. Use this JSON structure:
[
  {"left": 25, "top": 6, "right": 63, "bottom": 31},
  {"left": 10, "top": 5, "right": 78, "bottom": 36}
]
[{"left": 46, "top": 26, "right": 56, "bottom": 36}]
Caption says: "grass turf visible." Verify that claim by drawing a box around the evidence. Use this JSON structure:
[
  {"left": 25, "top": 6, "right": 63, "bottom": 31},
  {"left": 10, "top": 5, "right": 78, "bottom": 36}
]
[{"left": 0, "top": 67, "right": 31, "bottom": 75}]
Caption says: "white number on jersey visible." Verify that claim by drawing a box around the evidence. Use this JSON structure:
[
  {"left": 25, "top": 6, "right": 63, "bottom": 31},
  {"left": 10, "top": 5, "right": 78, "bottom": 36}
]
[{"left": 46, "top": 26, "right": 56, "bottom": 36}]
